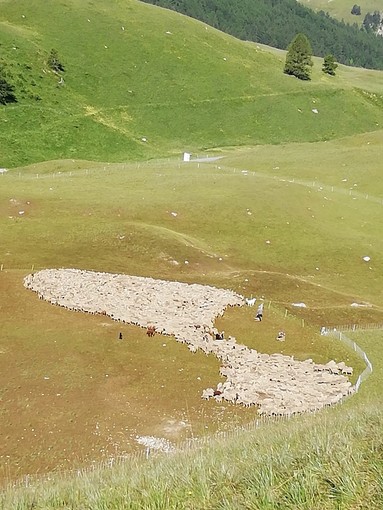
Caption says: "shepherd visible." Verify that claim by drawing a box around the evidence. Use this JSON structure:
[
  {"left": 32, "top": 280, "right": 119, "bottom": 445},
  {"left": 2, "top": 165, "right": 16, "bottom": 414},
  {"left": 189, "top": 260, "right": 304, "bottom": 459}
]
[{"left": 255, "top": 303, "right": 264, "bottom": 321}]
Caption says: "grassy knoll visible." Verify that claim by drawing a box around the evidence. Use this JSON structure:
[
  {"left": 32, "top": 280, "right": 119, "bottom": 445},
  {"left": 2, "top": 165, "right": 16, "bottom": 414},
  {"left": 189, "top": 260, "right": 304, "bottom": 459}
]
[{"left": 0, "top": 0, "right": 382, "bottom": 167}]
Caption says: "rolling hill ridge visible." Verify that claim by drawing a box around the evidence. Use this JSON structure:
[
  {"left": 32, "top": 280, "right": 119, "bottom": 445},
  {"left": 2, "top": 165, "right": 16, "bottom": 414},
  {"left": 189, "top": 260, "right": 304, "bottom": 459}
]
[
  {"left": 141, "top": 0, "right": 383, "bottom": 69},
  {"left": 0, "top": 0, "right": 382, "bottom": 167}
]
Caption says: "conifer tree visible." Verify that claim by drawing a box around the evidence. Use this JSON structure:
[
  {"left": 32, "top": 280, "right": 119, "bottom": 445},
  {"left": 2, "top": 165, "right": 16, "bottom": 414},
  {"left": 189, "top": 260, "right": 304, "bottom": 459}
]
[
  {"left": 351, "top": 4, "right": 361, "bottom": 15},
  {"left": 284, "top": 33, "right": 313, "bottom": 80},
  {"left": 322, "top": 54, "right": 338, "bottom": 75}
]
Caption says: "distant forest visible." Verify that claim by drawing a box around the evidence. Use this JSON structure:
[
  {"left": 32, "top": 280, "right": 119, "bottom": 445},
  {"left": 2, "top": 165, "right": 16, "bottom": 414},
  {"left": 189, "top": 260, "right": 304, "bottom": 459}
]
[{"left": 141, "top": 0, "right": 383, "bottom": 70}]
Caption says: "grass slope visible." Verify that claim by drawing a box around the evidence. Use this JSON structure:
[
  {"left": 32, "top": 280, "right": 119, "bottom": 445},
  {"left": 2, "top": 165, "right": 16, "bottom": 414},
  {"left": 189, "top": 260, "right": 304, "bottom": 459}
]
[{"left": 0, "top": 0, "right": 382, "bottom": 167}]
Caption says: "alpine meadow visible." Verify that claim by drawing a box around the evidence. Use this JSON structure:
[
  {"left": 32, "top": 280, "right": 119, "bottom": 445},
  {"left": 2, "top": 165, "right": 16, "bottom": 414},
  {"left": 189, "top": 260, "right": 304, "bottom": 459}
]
[{"left": 0, "top": 0, "right": 383, "bottom": 509}]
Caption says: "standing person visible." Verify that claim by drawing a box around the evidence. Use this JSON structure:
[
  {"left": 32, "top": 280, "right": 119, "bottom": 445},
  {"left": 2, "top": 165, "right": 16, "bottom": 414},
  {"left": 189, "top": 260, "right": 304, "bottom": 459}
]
[{"left": 255, "top": 303, "right": 264, "bottom": 321}]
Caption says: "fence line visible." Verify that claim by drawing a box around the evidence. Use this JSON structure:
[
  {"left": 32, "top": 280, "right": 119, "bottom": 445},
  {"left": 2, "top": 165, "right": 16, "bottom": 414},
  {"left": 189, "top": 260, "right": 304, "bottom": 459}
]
[
  {"left": 322, "top": 323, "right": 383, "bottom": 333},
  {"left": 219, "top": 165, "right": 383, "bottom": 206},
  {"left": 2, "top": 161, "right": 383, "bottom": 206},
  {"left": 4, "top": 410, "right": 311, "bottom": 491},
  {"left": 322, "top": 328, "right": 373, "bottom": 393},
  {"left": 5, "top": 324, "right": 375, "bottom": 492},
  {"left": 2, "top": 160, "right": 383, "bottom": 209},
  {"left": 0, "top": 157, "right": 206, "bottom": 182}
]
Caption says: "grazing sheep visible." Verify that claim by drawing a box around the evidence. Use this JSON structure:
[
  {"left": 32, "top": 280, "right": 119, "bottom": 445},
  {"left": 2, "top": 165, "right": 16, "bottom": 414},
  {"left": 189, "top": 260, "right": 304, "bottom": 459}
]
[
  {"left": 24, "top": 269, "right": 356, "bottom": 417},
  {"left": 202, "top": 388, "right": 214, "bottom": 399}
]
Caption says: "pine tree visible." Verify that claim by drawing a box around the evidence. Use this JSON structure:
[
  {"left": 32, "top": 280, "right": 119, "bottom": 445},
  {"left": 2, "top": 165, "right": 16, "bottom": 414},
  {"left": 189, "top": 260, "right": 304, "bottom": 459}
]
[
  {"left": 284, "top": 33, "right": 313, "bottom": 80},
  {"left": 322, "top": 54, "right": 338, "bottom": 75},
  {"left": 351, "top": 4, "right": 361, "bottom": 15}
]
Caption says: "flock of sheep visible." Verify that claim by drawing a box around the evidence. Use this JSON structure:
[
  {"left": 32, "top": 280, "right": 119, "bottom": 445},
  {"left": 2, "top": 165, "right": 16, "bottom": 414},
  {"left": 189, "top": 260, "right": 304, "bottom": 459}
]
[{"left": 24, "top": 269, "right": 354, "bottom": 416}]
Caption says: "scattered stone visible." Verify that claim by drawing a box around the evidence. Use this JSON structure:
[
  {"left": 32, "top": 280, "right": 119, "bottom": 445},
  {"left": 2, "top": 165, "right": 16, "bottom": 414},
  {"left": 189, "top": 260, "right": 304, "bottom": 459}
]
[
  {"left": 135, "top": 435, "right": 175, "bottom": 452},
  {"left": 292, "top": 302, "right": 306, "bottom": 308}
]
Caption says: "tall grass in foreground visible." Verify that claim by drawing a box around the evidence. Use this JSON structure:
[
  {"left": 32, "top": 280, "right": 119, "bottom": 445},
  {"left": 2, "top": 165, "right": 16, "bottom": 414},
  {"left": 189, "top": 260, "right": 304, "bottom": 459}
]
[{"left": 1, "top": 401, "right": 382, "bottom": 509}]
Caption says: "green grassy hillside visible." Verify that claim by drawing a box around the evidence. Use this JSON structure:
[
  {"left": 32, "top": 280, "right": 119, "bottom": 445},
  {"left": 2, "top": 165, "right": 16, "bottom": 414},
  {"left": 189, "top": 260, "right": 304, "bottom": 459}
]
[
  {"left": 0, "top": 0, "right": 382, "bottom": 167},
  {"left": 0, "top": 1, "right": 383, "bottom": 506}
]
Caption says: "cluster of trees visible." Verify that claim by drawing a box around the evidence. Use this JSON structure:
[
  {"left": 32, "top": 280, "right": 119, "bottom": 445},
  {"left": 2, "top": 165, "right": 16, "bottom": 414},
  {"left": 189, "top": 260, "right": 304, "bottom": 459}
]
[
  {"left": 362, "top": 11, "right": 383, "bottom": 34},
  {"left": 284, "top": 33, "right": 337, "bottom": 81},
  {"left": 351, "top": 5, "right": 383, "bottom": 36},
  {"left": 141, "top": 0, "right": 383, "bottom": 69}
]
